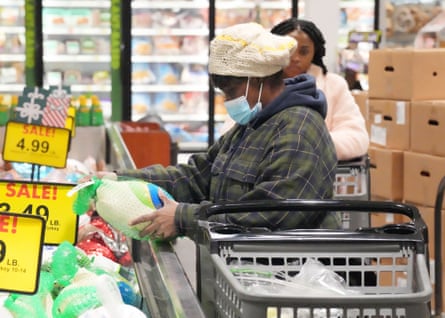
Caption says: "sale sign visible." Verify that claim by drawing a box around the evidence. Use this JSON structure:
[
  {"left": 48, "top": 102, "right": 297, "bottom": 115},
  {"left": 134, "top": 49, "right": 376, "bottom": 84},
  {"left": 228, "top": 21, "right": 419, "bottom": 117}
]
[
  {"left": 2, "top": 121, "right": 71, "bottom": 168},
  {"left": 0, "top": 212, "right": 45, "bottom": 294},
  {"left": 0, "top": 180, "right": 78, "bottom": 245}
]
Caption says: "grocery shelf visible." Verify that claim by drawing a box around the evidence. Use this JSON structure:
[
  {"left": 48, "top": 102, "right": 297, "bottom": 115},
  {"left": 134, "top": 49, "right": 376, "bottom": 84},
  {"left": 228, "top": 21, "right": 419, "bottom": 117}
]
[
  {"left": 43, "top": 55, "right": 111, "bottom": 63},
  {"left": 42, "top": 27, "right": 111, "bottom": 36},
  {"left": 131, "top": 28, "right": 209, "bottom": 37},
  {"left": 70, "top": 84, "right": 111, "bottom": 93},
  {"left": 1, "top": 0, "right": 24, "bottom": 5},
  {"left": 0, "top": 26, "right": 25, "bottom": 34},
  {"left": 132, "top": 1, "right": 209, "bottom": 9},
  {"left": 132, "top": 84, "right": 208, "bottom": 93},
  {"left": 42, "top": 0, "right": 110, "bottom": 8},
  {"left": 0, "top": 54, "right": 25, "bottom": 62},
  {"left": 159, "top": 113, "right": 226, "bottom": 123},
  {"left": 131, "top": 55, "right": 208, "bottom": 64},
  {"left": 0, "top": 84, "right": 25, "bottom": 92}
]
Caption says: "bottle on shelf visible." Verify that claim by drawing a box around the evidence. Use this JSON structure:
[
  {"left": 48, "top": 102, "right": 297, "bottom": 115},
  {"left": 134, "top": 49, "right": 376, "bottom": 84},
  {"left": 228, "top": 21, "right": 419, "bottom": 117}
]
[
  {"left": 0, "top": 96, "right": 10, "bottom": 126},
  {"left": 90, "top": 95, "right": 104, "bottom": 126},
  {"left": 9, "top": 95, "right": 18, "bottom": 121},
  {"left": 76, "top": 95, "right": 91, "bottom": 127}
]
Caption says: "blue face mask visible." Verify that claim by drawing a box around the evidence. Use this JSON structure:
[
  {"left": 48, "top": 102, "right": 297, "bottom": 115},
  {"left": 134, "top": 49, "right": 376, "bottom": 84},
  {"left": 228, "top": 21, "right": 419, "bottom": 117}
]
[{"left": 224, "top": 78, "right": 263, "bottom": 125}]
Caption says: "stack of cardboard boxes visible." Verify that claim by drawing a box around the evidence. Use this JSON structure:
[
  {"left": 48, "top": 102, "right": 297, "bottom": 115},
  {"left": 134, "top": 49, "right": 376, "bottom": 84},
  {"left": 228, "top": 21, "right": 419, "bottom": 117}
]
[{"left": 356, "top": 47, "right": 445, "bottom": 309}]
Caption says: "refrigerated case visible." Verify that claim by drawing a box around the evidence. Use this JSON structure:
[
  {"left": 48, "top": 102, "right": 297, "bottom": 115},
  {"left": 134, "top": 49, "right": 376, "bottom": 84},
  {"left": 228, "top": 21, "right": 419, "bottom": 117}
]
[
  {"left": 130, "top": 0, "right": 296, "bottom": 152},
  {"left": 130, "top": 0, "right": 211, "bottom": 151},
  {"left": 41, "top": 0, "right": 112, "bottom": 118},
  {"left": 0, "top": 0, "right": 26, "bottom": 96}
]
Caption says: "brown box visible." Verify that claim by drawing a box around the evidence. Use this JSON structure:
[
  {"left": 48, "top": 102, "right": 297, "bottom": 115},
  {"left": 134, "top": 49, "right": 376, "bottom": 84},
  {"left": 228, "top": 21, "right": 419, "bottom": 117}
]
[
  {"left": 368, "top": 99, "right": 410, "bottom": 150},
  {"left": 369, "top": 147, "right": 404, "bottom": 201},
  {"left": 410, "top": 100, "right": 445, "bottom": 156},
  {"left": 368, "top": 48, "right": 445, "bottom": 100},
  {"left": 351, "top": 90, "right": 369, "bottom": 121},
  {"left": 403, "top": 151, "right": 445, "bottom": 208}
]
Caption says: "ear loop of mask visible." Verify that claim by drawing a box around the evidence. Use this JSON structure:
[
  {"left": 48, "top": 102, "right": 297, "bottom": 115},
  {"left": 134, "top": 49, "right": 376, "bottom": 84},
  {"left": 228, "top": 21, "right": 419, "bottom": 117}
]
[
  {"left": 257, "top": 81, "right": 263, "bottom": 106},
  {"left": 245, "top": 77, "right": 263, "bottom": 108},
  {"left": 245, "top": 77, "right": 250, "bottom": 98}
]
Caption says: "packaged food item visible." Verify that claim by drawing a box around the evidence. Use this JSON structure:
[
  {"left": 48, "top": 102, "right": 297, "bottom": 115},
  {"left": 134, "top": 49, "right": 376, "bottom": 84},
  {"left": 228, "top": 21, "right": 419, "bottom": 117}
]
[
  {"left": 132, "top": 39, "right": 153, "bottom": 56},
  {"left": 93, "top": 71, "right": 111, "bottom": 84},
  {"left": 153, "top": 92, "right": 179, "bottom": 113},
  {"left": 132, "top": 93, "right": 151, "bottom": 116},
  {"left": 80, "top": 38, "right": 96, "bottom": 54},
  {"left": 69, "top": 177, "right": 174, "bottom": 240},
  {"left": 153, "top": 36, "right": 181, "bottom": 55},
  {"left": 155, "top": 63, "right": 179, "bottom": 85},
  {"left": 132, "top": 64, "right": 156, "bottom": 84}
]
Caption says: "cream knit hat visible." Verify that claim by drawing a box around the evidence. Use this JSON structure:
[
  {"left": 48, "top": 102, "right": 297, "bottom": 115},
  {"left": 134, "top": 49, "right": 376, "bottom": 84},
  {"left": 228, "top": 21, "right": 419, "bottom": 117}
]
[{"left": 208, "top": 22, "right": 297, "bottom": 77}]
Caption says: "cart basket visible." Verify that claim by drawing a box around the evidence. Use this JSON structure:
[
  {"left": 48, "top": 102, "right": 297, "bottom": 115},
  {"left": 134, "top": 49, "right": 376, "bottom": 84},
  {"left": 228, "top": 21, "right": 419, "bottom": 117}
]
[{"left": 196, "top": 199, "right": 432, "bottom": 318}]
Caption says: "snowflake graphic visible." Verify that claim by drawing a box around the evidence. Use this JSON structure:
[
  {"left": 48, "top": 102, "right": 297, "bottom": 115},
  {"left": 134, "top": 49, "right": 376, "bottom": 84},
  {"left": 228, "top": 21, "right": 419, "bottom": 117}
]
[{"left": 15, "top": 102, "right": 45, "bottom": 124}]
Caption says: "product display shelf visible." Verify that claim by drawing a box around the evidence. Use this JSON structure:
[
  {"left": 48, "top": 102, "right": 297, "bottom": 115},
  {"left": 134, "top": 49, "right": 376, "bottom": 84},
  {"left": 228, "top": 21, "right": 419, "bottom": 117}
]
[
  {"left": 107, "top": 122, "right": 206, "bottom": 318},
  {"left": 41, "top": 0, "right": 112, "bottom": 114},
  {"left": 0, "top": 0, "right": 25, "bottom": 95},
  {"left": 130, "top": 0, "right": 211, "bottom": 148}
]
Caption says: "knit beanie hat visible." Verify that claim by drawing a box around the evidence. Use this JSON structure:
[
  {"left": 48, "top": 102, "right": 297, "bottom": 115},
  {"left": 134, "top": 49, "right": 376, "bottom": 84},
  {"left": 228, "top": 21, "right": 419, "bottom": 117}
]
[{"left": 208, "top": 22, "right": 298, "bottom": 77}]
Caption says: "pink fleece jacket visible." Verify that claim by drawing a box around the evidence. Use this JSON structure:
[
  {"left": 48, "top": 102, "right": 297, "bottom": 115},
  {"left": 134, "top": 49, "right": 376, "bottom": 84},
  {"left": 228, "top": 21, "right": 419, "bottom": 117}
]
[{"left": 307, "top": 64, "right": 369, "bottom": 160}]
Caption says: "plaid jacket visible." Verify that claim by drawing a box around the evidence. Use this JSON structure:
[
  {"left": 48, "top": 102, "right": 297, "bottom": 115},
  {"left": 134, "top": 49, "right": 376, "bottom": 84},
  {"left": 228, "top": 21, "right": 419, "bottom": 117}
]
[{"left": 117, "top": 75, "right": 339, "bottom": 238}]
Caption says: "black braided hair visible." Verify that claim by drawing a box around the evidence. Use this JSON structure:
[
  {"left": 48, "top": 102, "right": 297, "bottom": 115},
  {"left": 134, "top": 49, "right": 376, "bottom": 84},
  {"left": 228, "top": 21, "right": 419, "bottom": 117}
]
[{"left": 271, "top": 18, "right": 328, "bottom": 75}]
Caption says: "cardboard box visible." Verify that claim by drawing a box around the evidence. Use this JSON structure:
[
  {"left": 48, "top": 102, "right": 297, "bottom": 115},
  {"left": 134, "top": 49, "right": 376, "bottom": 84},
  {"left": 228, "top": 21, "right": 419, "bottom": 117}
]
[
  {"left": 410, "top": 100, "right": 445, "bottom": 156},
  {"left": 403, "top": 151, "right": 445, "bottom": 208},
  {"left": 369, "top": 147, "right": 404, "bottom": 201},
  {"left": 351, "top": 90, "right": 369, "bottom": 121},
  {"left": 368, "top": 48, "right": 445, "bottom": 100},
  {"left": 368, "top": 99, "right": 410, "bottom": 150}
]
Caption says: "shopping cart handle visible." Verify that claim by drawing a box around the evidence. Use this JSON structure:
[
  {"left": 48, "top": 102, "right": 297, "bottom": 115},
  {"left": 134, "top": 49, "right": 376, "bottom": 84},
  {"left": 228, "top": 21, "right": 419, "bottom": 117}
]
[{"left": 199, "top": 199, "right": 425, "bottom": 232}]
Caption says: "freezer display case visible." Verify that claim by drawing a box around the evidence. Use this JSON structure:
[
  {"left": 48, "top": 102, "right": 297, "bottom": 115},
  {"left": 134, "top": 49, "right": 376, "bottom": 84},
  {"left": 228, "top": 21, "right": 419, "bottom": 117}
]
[
  {"left": 130, "top": 0, "right": 211, "bottom": 151},
  {"left": 0, "top": 0, "right": 25, "bottom": 96},
  {"left": 130, "top": 0, "right": 295, "bottom": 151},
  {"left": 42, "top": 0, "right": 112, "bottom": 118}
]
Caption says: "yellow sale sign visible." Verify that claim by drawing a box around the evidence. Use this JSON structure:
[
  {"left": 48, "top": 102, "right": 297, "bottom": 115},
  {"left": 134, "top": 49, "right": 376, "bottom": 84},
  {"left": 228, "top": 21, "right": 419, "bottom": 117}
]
[
  {"left": 0, "top": 180, "right": 78, "bottom": 245},
  {"left": 0, "top": 212, "right": 45, "bottom": 294},
  {"left": 2, "top": 121, "right": 71, "bottom": 168}
]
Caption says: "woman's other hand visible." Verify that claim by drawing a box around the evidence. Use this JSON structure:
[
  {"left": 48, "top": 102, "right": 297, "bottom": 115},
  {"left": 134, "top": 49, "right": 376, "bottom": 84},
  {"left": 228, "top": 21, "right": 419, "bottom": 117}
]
[{"left": 129, "top": 189, "right": 179, "bottom": 240}]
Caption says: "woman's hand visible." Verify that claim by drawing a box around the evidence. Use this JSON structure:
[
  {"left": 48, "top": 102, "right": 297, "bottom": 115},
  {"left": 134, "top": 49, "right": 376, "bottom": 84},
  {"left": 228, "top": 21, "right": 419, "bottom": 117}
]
[{"left": 129, "top": 189, "right": 179, "bottom": 240}]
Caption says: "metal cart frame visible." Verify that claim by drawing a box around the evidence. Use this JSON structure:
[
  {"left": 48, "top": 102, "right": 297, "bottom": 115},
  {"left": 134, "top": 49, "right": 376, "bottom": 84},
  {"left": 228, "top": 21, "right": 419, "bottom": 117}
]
[
  {"left": 196, "top": 200, "right": 432, "bottom": 318},
  {"left": 334, "top": 155, "right": 371, "bottom": 230}
]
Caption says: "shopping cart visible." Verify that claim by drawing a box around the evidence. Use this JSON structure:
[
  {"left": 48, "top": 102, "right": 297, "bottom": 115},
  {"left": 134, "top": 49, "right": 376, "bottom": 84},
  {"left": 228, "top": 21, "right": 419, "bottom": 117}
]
[
  {"left": 195, "top": 200, "right": 432, "bottom": 318},
  {"left": 433, "top": 177, "right": 445, "bottom": 317},
  {"left": 334, "top": 155, "right": 370, "bottom": 230}
]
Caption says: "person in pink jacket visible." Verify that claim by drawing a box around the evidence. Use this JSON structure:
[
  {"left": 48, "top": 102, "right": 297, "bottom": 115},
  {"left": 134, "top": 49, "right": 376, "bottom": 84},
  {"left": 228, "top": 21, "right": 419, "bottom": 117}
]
[{"left": 219, "top": 18, "right": 369, "bottom": 161}]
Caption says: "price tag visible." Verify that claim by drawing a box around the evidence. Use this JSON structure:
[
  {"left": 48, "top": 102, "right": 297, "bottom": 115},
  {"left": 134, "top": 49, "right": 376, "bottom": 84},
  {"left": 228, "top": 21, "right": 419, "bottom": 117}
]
[
  {"left": 2, "top": 121, "right": 71, "bottom": 168},
  {"left": 0, "top": 180, "right": 78, "bottom": 245},
  {"left": 0, "top": 212, "right": 45, "bottom": 294}
]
